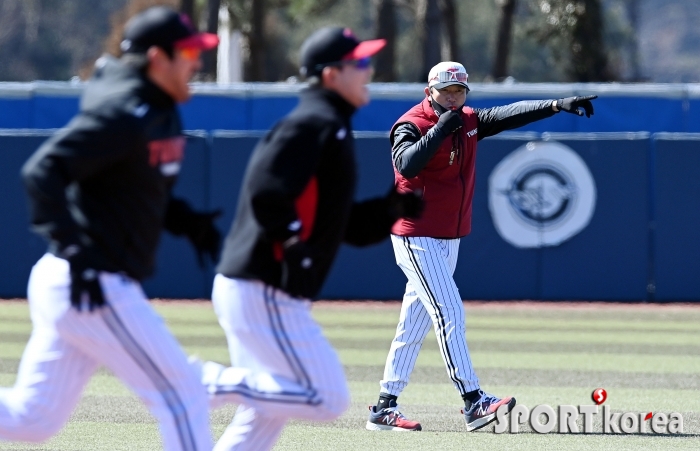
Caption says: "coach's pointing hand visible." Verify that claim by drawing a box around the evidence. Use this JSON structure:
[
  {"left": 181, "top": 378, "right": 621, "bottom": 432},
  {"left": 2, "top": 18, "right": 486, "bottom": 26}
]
[
  {"left": 556, "top": 95, "right": 597, "bottom": 118},
  {"left": 64, "top": 246, "right": 105, "bottom": 312}
]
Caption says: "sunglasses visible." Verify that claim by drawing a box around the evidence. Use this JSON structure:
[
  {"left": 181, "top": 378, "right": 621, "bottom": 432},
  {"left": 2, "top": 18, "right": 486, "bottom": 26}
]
[
  {"left": 316, "top": 56, "right": 372, "bottom": 71},
  {"left": 432, "top": 70, "right": 468, "bottom": 83},
  {"left": 177, "top": 47, "right": 202, "bottom": 61}
]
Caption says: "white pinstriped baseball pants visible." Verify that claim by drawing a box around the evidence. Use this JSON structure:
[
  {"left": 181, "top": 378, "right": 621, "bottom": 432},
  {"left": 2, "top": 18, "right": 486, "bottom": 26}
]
[
  {"left": 380, "top": 235, "right": 479, "bottom": 397},
  {"left": 0, "top": 253, "right": 212, "bottom": 450},
  {"left": 205, "top": 275, "right": 350, "bottom": 451}
]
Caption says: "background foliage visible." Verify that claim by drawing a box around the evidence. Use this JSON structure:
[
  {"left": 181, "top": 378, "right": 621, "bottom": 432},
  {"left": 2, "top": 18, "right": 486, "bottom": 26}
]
[{"left": 0, "top": 0, "right": 699, "bottom": 83}]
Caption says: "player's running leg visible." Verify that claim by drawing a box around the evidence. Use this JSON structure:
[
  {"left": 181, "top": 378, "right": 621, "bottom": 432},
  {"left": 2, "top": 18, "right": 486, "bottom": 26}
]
[
  {"left": 213, "top": 404, "right": 286, "bottom": 451},
  {"left": 5, "top": 253, "right": 212, "bottom": 451},
  {"left": 91, "top": 270, "right": 212, "bottom": 451},
  {"left": 0, "top": 327, "right": 98, "bottom": 442},
  {"left": 203, "top": 275, "right": 350, "bottom": 422}
]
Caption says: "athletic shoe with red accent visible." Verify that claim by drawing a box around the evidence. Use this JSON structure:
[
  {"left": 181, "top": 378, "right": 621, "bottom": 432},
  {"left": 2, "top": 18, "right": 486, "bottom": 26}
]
[
  {"left": 461, "top": 390, "right": 516, "bottom": 431},
  {"left": 365, "top": 402, "right": 422, "bottom": 431}
]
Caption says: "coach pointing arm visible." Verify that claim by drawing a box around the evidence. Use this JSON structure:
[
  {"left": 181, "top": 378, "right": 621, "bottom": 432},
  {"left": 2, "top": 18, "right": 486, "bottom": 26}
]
[
  {"left": 392, "top": 94, "right": 596, "bottom": 178},
  {"left": 475, "top": 95, "right": 597, "bottom": 140}
]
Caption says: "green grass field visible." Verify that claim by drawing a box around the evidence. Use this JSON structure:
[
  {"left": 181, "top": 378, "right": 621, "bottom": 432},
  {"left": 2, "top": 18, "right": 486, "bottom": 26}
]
[{"left": 1, "top": 299, "right": 700, "bottom": 450}]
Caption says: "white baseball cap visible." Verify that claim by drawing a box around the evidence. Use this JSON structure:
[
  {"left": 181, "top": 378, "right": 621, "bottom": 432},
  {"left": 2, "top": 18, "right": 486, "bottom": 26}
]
[{"left": 428, "top": 61, "right": 469, "bottom": 91}]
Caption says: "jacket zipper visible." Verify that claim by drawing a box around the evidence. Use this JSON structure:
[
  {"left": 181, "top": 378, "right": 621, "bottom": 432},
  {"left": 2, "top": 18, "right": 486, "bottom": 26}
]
[{"left": 455, "top": 132, "right": 465, "bottom": 237}]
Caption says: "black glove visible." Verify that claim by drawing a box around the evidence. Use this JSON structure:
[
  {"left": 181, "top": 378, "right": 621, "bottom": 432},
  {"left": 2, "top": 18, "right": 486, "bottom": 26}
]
[
  {"left": 280, "top": 238, "right": 317, "bottom": 298},
  {"left": 64, "top": 246, "right": 105, "bottom": 312},
  {"left": 556, "top": 95, "right": 597, "bottom": 118},
  {"left": 165, "top": 198, "right": 222, "bottom": 267},
  {"left": 386, "top": 188, "right": 424, "bottom": 220},
  {"left": 184, "top": 209, "right": 223, "bottom": 267},
  {"left": 435, "top": 109, "right": 463, "bottom": 136}
]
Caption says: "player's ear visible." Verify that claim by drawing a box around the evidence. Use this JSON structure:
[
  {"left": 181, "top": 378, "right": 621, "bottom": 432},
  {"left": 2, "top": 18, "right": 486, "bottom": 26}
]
[
  {"left": 146, "top": 46, "right": 169, "bottom": 69},
  {"left": 424, "top": 86, "right": 431, "bottom": 97},
  {"left": 321, "top": 66, "right": 339, "bottom": 89}
]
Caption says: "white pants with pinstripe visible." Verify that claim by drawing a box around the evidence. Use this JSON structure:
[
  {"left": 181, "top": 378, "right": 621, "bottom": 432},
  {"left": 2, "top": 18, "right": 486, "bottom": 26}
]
[
  {"left": 206, "top": 275, "right": 350, "bottom": 451},
  {"left": 0, "top": 253, "right": 212, "bottom": 450},
  {"left": 380, "top": 235, "right": 479, "bottom": 398}
]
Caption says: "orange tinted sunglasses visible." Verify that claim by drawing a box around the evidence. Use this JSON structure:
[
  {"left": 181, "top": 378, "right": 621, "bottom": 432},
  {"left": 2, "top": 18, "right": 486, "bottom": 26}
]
[{"left": 178, "top": 47, "right": 202, "bottom": 61}]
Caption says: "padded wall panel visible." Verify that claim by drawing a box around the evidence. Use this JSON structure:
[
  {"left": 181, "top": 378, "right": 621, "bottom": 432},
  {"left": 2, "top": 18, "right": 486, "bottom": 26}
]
[
  {"left": 0, "top": 132, "right": 54, "bottom": 297},
  {"left": 321, "top": 136, "right": 407, "bottom": 299},
  {"left": 455, "top": 134, "right": 541, "bottom": 300},
  {"left": 652, "top": 133, "right": 700, "bottom": 300},
  {"left": 537, "top": 133, "right": 651, "bottom": 300}
]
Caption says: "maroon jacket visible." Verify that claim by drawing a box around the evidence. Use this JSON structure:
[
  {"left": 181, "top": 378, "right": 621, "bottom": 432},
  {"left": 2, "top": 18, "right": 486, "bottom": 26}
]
[
  {"left": 391, "top": 97, "right": 479, "bottom": 238},
  {"left": 390, "top": 96, "right": 557, "bottom": 239}
]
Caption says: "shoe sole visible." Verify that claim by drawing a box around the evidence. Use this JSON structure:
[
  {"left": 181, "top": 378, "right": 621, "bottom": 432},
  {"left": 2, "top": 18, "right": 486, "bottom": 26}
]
[
  {"left": 365, "top": 421, "right": 422, "bottom": 432},
  {"left": 466, "top": 397, "right": 517, "bottom": 432}
]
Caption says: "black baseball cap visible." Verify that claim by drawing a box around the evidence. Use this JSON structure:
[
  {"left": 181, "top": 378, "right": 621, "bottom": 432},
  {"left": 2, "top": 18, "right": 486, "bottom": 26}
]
[
  {"left": 299, "top": 27, "right": 386, "bottom": 78},
  {"left": 120, "top": 6, "right": 219, "bottom": 54}
]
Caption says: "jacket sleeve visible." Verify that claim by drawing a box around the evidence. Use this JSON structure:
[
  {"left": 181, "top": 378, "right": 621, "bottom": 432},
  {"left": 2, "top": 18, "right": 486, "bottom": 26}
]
[
  {"left": 475, "top": 100, "right": 556, "bottom": 140},
  {"left": 21, "top": 112, "right": 138, "bottom": 253},
  {"left": 343, "top": 197, "right": 394, "bottom": 247},
  {"left": 391, "top": 122, "right": 447, "bottom": 178},
  {"left": 248, "top": 119, "right": 327, "bottom": 242}
]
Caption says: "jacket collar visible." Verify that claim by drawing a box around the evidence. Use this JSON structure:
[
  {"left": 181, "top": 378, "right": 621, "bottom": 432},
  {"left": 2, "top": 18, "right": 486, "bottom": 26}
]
[
  {"left": 83, "top": 55, "right": 176, "bottom": 111},
  {"left": 300, "top": 87, "right": 357, "bottom": 119},
  {"left": 139, "top": 74, "right": 176, "bottom": 109},
  {"left": 421, "top": 96, "right": 440, "bottom": 123}
]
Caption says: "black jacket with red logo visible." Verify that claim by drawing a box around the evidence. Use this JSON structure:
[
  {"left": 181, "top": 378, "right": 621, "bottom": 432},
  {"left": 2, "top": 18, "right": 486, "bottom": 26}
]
[
  {"left": 22, "top": 56, "right": 190, "bottom": 280},
  {"left": 217, "top": 88, "right": 395, "bottom": 298}
]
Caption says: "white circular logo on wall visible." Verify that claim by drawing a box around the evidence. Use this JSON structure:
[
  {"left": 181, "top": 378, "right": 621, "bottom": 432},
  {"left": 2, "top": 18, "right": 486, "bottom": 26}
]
[{"left": 488, "top": 141, "right": 596, "bottom": 248}]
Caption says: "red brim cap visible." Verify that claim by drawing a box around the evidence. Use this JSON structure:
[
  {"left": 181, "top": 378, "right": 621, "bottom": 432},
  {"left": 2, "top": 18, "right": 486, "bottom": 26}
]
[
  {"left": 174, "top": 32, "right": 220, "bottom": 50},
  {"left": 342, "top": 39, "right": 386, "bottom": 60}
]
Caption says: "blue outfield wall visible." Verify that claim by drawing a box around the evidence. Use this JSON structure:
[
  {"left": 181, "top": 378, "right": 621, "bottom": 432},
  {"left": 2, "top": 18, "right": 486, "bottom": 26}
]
[
  {"left": 1, "top": 82, "right": 699, "bottom": 133},
  {"left": 1, "top": 129, "right": 700, "bottom": 301},
  {"left": 652, "top": 133, "right": 700, "bottom": 301}
]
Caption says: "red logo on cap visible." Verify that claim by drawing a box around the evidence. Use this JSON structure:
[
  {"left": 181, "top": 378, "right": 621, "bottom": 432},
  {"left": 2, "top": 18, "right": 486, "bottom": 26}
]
[{"left": 343, "top": 28, "right": 356, "bottom": 39}]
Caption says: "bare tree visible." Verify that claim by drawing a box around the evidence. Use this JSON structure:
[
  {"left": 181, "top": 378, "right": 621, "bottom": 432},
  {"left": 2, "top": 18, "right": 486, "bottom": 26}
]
[
  {"left": 242, "top": 0, "right": 266, "bottom": 81},
  {"left": 416, "top": 0, "right": 441, "bottom": 80},
  {"left": 219, "top": 0, "right": 345, "bottom": 81},
  {"left": 0, "top": 1, "right": 24, "bottom": 45},
  {"left": 491, "top": 0, "right": 517, "bottom": 80},
  {"left": 569, "top": 0, "right": 613, "bottom": 81},
  {"left": 372, "top": 0, "right": 397, "bottom": 81},
  {"left": 201, "top": 0, "right": 221, "bottom": 80},
  {"left": 527, "top": 0, "right": 616, "bottom": 82},
  {"left": 625, "top": 0, "right": 642, "bottom": 81},
  {"left": 438, "top": 0, "right": 458, "bottom": 61}
]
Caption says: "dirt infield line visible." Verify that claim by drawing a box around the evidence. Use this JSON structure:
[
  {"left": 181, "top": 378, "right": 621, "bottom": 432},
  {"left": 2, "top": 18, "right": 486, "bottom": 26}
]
[{"left": 4, "top": 298, "right": 700, "bottom": 311}]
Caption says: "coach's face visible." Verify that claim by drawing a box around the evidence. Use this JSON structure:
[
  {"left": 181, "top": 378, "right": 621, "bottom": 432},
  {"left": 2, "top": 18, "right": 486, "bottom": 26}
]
[{"left": 425, "top": 84, "right": 467, "bottom": 111}]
